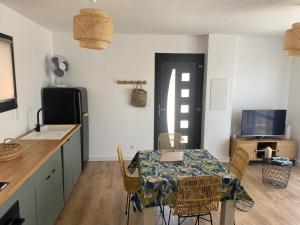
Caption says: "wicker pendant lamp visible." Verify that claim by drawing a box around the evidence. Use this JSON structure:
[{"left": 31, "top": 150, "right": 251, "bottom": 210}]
[
  {"left": 73, "top": 0, "right": 113, "bottom": 50},
  {"left": 283, "top": 22, "right": 300, "bottom": 56}
]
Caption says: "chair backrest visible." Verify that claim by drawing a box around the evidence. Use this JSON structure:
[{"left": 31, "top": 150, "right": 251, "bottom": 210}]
[
  {"left": 158, "top": 133, "right": 184, "bottom": 150},
  {"left": 229, "top": 148, "right": 249, "bottom": 181},
  {"left": 173, "top": 175, "right": 222, "bottom": 216},
  {"left": 117, "top": 145, "right": 140, "bottom": 194},
  {"left": 117, "top": 145, "right": 126, "bottom": 178}
]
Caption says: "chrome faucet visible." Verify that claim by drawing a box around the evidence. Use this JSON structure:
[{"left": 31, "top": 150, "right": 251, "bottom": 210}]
[{"left": 35, "top": 108, "right": 44, "bottom": 132}]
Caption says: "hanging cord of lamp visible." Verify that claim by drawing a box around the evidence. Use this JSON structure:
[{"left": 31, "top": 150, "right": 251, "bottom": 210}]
[{"left": 73, "top": 0, "right": 113, "bottom": 50}]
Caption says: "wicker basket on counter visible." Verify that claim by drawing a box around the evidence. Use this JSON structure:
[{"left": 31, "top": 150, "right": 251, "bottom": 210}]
[{"left": 0, "top": 138, "right": 22, "bottom": 162}]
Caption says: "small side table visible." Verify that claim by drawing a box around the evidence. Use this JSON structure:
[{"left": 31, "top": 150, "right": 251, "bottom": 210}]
[{"left": 262, "top": 158, "right": 292, "bottom": 189}]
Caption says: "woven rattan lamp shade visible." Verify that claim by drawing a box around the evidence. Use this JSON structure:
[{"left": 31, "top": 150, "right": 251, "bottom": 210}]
[
  {"left": 284, "top": 23, "right": 300, "bottom": 56},
  {"left": 292, "top": 22, "right": 300, "bottom": 39},
  {"left": 283, "top": 29, "right": 300, "bottom": 56},
  {"left": 73, "top": 8, "right": 113, "bottom": 50}
]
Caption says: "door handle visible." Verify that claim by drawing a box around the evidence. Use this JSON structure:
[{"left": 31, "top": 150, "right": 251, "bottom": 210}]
[{"left": 158, "top": 105, "right": 167, "bottom": 117}]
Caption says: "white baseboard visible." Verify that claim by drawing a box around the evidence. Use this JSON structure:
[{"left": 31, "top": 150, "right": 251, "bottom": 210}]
[
  {"left": 89, "top": 156, "right": 115, "bottom": 161},
  {"left": 89, "top": 154, "right": 134, "bottom": 161},
  {"left": 217, "top": 156, "right": 230, "bottom": 163}
]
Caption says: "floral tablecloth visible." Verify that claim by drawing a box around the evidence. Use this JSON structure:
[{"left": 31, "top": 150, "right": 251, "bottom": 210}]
[{"left": 128, "top": 149, "right": 254, "bottom": 212}]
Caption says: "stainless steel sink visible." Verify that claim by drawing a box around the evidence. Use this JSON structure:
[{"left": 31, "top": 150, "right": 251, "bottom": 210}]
[{"left": 21, "top": 125, "right": 76, "bottom": 140}]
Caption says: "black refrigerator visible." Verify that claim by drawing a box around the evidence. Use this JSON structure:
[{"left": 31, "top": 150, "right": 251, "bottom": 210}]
[{"left": 41, "top": 87, "right": 89, "bottom": 169}]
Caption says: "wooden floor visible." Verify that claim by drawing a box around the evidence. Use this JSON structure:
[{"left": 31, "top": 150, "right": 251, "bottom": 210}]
[{"left": 55, "top": 161, "right": 300, "bottom": 225}]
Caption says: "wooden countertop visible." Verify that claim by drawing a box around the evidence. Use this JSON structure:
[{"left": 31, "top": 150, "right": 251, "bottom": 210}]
[{"left": 0, "top": 125, "right": 81, "bottom": 205}]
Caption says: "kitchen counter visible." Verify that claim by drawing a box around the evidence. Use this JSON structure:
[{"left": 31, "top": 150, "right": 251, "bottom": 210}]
[{"left": 0, "top": 124, "right": 81, "bottom": 205}]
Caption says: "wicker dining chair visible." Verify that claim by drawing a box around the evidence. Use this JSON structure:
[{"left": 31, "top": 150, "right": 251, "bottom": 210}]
[
  {"left": 158, "top": 133, "right": 185, "bottom": 150},
  {"left": 117, "top": 145, "right": 140, "bottom": 225},
  {"left": 229, "top": 148, "right": 249, "bottom": 181},
  {"left": 168, "top": 175, "right": 222, "bottom": 225}
]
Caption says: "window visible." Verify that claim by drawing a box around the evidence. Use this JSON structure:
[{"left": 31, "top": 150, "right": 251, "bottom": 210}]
[
  {"left": 181, "top": 105, "right": 189, "bottom": 113},
  {"left": 0, "top": 33, "right": 17, "bottom": 113},
  {"left": 167, "top": 69, "right": 176, "bottom": 134},
  {"left": 181, "top": 89, "right": 189, "bottom": 98},
  {"left": 180, "top": 120, "right": 189, "bottom": 128},
  {"left": 182, "top": 136, "right": 188, "bottom": 144},
  {"left": 181, "top": 73, "right": 190, "bottom": 81}
]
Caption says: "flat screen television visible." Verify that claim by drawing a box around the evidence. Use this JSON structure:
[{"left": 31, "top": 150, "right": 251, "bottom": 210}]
[
  {"left": 0, "top": 33, "right": 17, "bottom": 113},
  {"left": 241, "top": 110, "right": 287, "bottom": 137}
]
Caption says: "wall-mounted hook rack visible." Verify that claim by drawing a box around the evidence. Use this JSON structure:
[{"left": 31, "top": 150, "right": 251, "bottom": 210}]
[{"left": 117, "top": 80, "right": 147, "bottom": 85}]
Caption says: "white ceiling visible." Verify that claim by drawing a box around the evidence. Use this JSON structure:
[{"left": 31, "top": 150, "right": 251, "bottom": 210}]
[{"left": 1, "top": 0, "right": 300, "bottom": 36}]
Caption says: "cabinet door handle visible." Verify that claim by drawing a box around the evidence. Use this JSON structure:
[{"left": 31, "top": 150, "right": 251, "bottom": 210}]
[
  {"left": 51, "top": 169, "right": 56, "bottom": 174},
  {"left": 46, "top": 175, "right": 51, "bottom": 180}
]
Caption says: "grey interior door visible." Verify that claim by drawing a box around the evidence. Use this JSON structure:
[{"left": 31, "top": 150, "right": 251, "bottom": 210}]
[{"left": 154, "top": 53, "right": 204, "bottom": 149}]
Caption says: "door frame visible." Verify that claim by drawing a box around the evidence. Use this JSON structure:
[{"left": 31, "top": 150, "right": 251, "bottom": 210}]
[{"left": 154, "top": 53, "right": 205, "bottom": 149}]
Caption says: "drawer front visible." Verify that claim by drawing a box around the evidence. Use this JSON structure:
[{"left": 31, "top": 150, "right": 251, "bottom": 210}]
[
  {"left": 71, "top": 130, "right": 82, "bottom": 185},
  {"left": 34, "top": 150, "right": 62, "bottom": 188},
  {"left": 35, "top": 150, "right": 64, "bottom": 225},
  {"left": 36, "top": 164, "right": 64, "bottom": 225},
  {"left": 62, "top": 130, "right": 82, "bottom": 202},
  {"left": 62, "top": 144, "right": 73, "bottom": 202},
  {"left": 277, "top": 142, "right": 297, "bottom": 160},
  {"left": 237, "top": 142, "right": 256, "bottom": 160}
]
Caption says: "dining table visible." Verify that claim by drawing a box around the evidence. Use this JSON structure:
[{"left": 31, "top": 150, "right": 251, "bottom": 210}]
[{"left": 128, "top": 149, "right": 254, "bottom": 225}]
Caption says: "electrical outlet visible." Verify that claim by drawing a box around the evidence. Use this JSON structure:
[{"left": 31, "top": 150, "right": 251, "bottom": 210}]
[{"left": 131, "top": 145, "right": 136, "bottom": 151}]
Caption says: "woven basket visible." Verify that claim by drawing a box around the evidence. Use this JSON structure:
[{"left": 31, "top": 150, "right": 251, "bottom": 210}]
[
  {"left": 130, "top": 83, "right": 147, "bottom": 107},
  {"left": 0, "top": 138, "right": 22, "bottom": 162}
]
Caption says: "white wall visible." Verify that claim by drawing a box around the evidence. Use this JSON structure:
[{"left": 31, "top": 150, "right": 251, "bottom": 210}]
[
  {"left": 231, "top": 36, "right": 291, "bottom": 134},
  {"left": 203, "top": 34, "right": 238, "bottom": 161},
  {"left": 53, "top": 33, "right": 208, "bottom": 160},
  {"left": 53, "top": 33, "right": 292, "bottom": 162},
  {"left": 287, "top": 58, "right": 300, "bottom": 162},
  {"left": 0, "top": 3, "right": 53, "bottom": 140}
]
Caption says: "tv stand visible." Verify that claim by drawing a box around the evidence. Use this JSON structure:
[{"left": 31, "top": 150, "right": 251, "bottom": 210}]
[{"left": 230, "top": 137, "right": 297, "bottom": 161}]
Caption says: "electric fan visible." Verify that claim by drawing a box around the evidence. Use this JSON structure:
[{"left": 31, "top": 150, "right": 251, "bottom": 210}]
[{"left": 49, "top": 55, "right": 70, "bottom": 86}]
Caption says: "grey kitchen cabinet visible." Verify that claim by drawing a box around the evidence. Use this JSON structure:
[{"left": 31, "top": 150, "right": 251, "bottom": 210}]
[
  {"left": 0, "top": 129, "right": 82, "bottom": 225},
  {"left": 62, "top": 129, "right": 82, "bottom": 202},
  {"left": 35, "top": 150, "right": 64, "bottom": 225},
  {"left": 0, "top": 151, "right": 64, "bottom": 225},
  {"left": 0, "top": 178, "right": 37, "bottom": 225}
]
